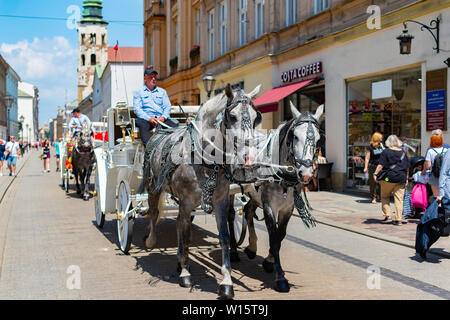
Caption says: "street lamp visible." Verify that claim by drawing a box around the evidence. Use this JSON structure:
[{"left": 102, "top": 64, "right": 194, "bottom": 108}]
[
  {"left": 202, "top": 74, "right": 216, "bottom": 99},
  {"left": 19, "top": 115, "right": 24, "bottom": 142},
  {"left": 2, "top": 94, "right": 14, "bottom": 140},
  {"left": 397, "top": 16, "right": 440, "bottom": 55}
]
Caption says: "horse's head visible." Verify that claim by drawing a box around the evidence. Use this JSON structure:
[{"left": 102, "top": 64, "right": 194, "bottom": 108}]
[
  {"left": 286, "top": 102, "right": 323, "bottom": 185},
  {"left": 222, "top": 84, "right": 261, "bottom": 167},
  {"left": 77, "top": 125, "right": 93, "bottom": 152}
]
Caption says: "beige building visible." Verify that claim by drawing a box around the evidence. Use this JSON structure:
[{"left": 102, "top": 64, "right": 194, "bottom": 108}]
[
  {"left": 143, "top": 0, "right": 202, "bottom": 105},
  {"left": 199, "top": 0, "right": 450, "bottom": 192},
  {"left": 0, "top": 55, "right": 7, "bottom": 139}
]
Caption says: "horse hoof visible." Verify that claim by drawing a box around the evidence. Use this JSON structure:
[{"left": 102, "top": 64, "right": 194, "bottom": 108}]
[
  {"left": 244, "top": 247, "right": 256, "bottom": 260},
  {"left": 262, "top": 259, "right": 274, "bottom": 273},
  {"left": 76, "top": 190, "right": 81, "bottom": 195},
  {"left": 218, "top": 285, "right": 234, "bottom": 300},
  {"left": 230, "top": 251, "right": 240, "bottom": 262},
  {"left": 83, "top": 196, "right": 89, "bottom": 201},
  {"left": 179, "top": 276, "right": 192, "bottom": 288},
  {"left": 274, "top": 279, "right": 290, "bottom": 293}
]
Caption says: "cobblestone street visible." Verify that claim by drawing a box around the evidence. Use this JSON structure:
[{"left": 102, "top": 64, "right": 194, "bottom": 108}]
[{"left": 0, "top": 152, "right": 450, "bottom": 300}]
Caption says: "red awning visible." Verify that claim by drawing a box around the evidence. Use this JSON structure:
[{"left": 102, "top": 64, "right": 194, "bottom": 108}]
[{"left": 253, "top": 79, "right": 314, "bottom": 109}]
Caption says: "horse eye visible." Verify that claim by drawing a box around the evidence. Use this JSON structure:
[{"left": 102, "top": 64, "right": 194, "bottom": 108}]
[{"left": 230, "top": 115, "right": 237, "bottom": 122}]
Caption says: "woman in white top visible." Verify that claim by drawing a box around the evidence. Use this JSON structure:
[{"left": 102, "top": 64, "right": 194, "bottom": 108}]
[{"left": 422, "top": 134, "right": 448, "bottom": 198}]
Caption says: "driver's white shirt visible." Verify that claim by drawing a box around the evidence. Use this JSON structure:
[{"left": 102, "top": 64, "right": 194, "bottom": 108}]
[{"left": 69, "top": 114, "right": 91, "bottom": 134}]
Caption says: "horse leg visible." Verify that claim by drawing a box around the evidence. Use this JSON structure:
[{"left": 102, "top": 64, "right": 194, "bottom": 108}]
[
  {"left": 79, "top": 169, "right": 86, "bottom": 199},
  {"left": 176, "top": 200, "right": 195, "bottom": 288},
  {"left": 263, "top": 203, "right": 290, "bottom": 293},
  {"left": 83, "top": 165, "right": 93, "bottom": 200},
  {"left": 215, "top": 197, "right": 235, "bottom": 300},
  {"left": 74, "top": 168, "right": 81, "bottom": 194},
  {"left": 144, "top": 192, "right": 161, "bottom": 249},
  {"left": 227, "top": 195, "right": 240, "bottom": 262},
  {"left": 243, "top": 200, "right": 258, "bottom": 260}
]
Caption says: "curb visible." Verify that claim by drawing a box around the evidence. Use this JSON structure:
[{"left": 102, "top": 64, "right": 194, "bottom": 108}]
[
  {"left": 0, "top": 152, "right": 33, "bottom": 204},
  {"left": 294, "top": 208, "right": 450, "bottom": 260}
]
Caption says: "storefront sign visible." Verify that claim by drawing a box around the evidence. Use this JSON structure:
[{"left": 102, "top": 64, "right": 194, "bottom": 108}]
[
  {"left": 426, "top": 69, "right": 447, "bottom": 131},
  {"left": 281, "top": 62, "right": 322, "bottom": 83}
]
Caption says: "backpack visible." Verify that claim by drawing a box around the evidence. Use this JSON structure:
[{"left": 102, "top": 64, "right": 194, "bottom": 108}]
[{"left": 432, "top": 148, "right": 447, "bottom": 178}]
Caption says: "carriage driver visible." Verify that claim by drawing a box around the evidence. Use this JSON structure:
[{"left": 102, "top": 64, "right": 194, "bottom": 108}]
[
  {"left": 69, "top": 108, "right": 92, "bottom": 138},
  {"left": 133, "top": 66, "right": 178, "bottom": 145}
]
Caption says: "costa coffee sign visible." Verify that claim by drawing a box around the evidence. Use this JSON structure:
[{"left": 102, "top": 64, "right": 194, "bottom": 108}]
[{"left": 281, "top": 62, "right": 322, "bottom": 83}]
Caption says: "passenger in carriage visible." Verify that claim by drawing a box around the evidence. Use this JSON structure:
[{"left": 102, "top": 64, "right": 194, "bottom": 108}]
[
  {"left": 69, "top": 108, "right": 92, "bottom": 138},
  {"left": 133, "top": 66, "right": 179, "bottom": 145}
]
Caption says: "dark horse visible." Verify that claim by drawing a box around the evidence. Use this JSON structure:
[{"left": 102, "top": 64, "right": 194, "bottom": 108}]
[
  {"left": 71, "top": 125, "right": 96, "bottom": 200},
  {"left": 143, "top": 84, "right": 262, "bottom": 300},
  {"left": 228, "top": 102, "right": 324, "bottom": 292}
]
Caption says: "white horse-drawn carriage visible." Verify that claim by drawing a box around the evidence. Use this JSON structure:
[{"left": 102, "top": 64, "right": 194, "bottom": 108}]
[{"left": 93, "top": 102, "right": 249, "bottom": 254}]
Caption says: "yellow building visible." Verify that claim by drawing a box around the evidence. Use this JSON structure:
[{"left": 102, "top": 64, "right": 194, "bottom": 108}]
[{"left": 143, "top": 0, "right": 202, "bottom": 106}]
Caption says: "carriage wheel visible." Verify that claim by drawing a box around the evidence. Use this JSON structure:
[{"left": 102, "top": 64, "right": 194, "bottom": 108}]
[
  {"left": 117, "top": 181, "right": 134, "bottom": 254},
  {"left": 233, "top": 206, "right": 247, "bottom": 247},
  {"left": 94, "top": 169, "right": 105, "bottom": 228}
]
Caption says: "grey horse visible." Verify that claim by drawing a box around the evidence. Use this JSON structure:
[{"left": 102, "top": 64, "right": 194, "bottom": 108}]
[
  {"left": 143, "top": 84, "right": 262, "bottom": 300},
  {"left": 71, "top": 126, "right": 95, "bottom": 200},
  {"left": 229, "top": 102, "right": 324, "bottom": 292}
]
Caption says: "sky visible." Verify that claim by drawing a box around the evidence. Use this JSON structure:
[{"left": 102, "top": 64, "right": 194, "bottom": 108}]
[{"left": 0, "top": 0, "right": 143, "bottom": 126}]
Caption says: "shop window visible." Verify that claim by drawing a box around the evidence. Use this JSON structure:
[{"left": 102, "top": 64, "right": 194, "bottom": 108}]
[
  {"left": 286, "top": 0, "right": 297, "bottom": 27},
  {"left": 314, "top": 0, "right": 329, "bottom": 14},
  {"left": 346, "top": 67, "right": 422, "bottom": 190}
]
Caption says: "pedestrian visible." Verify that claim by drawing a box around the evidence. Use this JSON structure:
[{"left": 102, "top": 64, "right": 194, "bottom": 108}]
[
  {"left": 0, "top": 137, "right": 5, "bottom": 176},
  {"left": 364, "top": 132, "right": 384, "bottom": 203},
  {"left": 373, "top": 135, "right": 410, "bottom": 226},
  {"left": 5, "top": 136, "right": 21, "bottom": 176},
  {"left": 430, "top": 129, "right": 450, "bottom": 149},
  {"left": 54, "top": 137, "right": 62, "bottom": 172},
  {"left": 41, "top": 139, "right": 51, "bottom": 173},
  {"left": 423, "top": 134, "right": 448, "bottom": 198}
]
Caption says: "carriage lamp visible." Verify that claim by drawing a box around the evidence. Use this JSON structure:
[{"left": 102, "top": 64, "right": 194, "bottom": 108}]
[
  {"left": 397, "top": 16, "right": 440, "bottom": 55},
  {"left": 202, "top": 74, "right": 216, "bottom": 99}
]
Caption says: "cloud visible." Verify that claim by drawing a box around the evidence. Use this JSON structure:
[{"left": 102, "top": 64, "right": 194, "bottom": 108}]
[{"left": 0, "top": 36, "right": 78, "bottom": 125}]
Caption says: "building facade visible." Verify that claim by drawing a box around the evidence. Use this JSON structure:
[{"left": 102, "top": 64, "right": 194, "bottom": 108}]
[
  {"left": 143, "top": 0, "right": 202, "bottom": 106},
  {"left": 18, "top": 82, "right": 39, "bottom": 144},
  {"left": 199, "top": 0, "right": 450, "bottom": 192},
  {"left": 6, "top": 65, "right": 20, "bottom": 139},
  {"left": 91, "top": 47, "right": 143, "bottom": 121},
  {"left": 0, "top": 55, "right": 7, "bottom": 139},
  {"left": 77, "top": 0, "right": 108, "bottom": 103}
]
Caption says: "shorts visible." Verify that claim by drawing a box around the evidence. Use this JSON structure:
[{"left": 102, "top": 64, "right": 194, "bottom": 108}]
[
  {"left": 7, "top": 156, "right": 17, "bottom": 166},
  {"left": 0, "top": 155, "right": 4, "bottom": 161}
]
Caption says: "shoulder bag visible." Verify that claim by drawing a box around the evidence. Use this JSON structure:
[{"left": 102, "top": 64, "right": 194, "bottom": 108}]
[{"left": 376, "top": 150, "right": 406, "bottom": 182}]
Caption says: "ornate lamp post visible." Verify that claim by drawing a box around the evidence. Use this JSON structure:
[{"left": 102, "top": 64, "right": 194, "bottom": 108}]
[
  {"left": 2, "top": 94, "right": 14, "bottom": 140},
  {"left": 397, "top": 16, "right": 440, "bottom": 55},
  {"left": 18, "top": 115, "right": 24, "bottom": 142},
  {"left": 202, "top": 74, "right": 216, "bottom": 99}
]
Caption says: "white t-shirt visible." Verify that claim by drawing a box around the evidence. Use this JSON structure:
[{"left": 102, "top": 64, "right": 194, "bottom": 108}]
[
  {"left": 5, "top": 142, "right": 20, "bottom": 157},
  {"left": 425, "top": 147, "right": 448, "bottom": 165}
]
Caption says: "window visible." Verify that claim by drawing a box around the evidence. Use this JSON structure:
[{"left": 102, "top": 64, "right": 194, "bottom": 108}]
[
  {"left": 314, "top": 0, "right": 329, "bottom": 14},
  {"left": 255, "top": 0, "right": 264, "bottom": 38},
  {"left": 90, "top": 54, "right": 96, "bottom": 65},
  {"left": 90, "top": 33, "right": 96, "bottom": 45},
  {"left": 286, "top": 0, "right": 297, "bottom": 26},
  {"left": 174, "top": 20, "right": 179, "bottom": 57},
  {"left": 219, "top": 2, "right": 227, "bottom": 55},
  {"left": 194, "top": 8, "right": 200, "bottom": 46},
  {"left": 239, "top": 0, "right": 247, "bottom": 46},
  {"left": 208, "top": 9, "right": 215, "bottom": 61},
  {"left": 149, "top": 34, "right": 154, "bottom": 66},
  {"left": 81, "top": 34, "right": 85, "bottom": 44},
  {"left": 101, "top": 34, "right": 105, "bottom": 45},
  {"left": 81, "top": 54, "right": 85, "bottom": 66}
]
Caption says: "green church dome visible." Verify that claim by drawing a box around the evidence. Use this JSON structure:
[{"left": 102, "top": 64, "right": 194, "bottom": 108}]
[{"left": 80, "top": 0, "right": 108, "bottom": 25}]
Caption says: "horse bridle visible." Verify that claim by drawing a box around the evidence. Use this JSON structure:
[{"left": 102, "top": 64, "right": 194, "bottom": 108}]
[{"left": 286, "top": 114, "right": 320, "bottom": 170}]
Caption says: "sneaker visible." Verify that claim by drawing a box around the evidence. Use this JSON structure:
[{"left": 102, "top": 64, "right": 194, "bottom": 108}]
[
  {"left": 0, "top": 172, "right": 2, "bottom": 176},
  {"left": 47, "top": 170, "right": 50, "bottom": 173},
  {"left": 9, "top": 173, "right": 12, "bottom": 176},
  {"left": 393, "top": 220, "right": 402, "bottom": 226},
  {"left": 371, "top": 199, "right": 377, "bottom": 204}
]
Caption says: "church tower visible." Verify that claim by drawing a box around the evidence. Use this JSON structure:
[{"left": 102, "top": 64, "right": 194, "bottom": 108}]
[{"left": 77, "top": 0, "right": 108, "bottom": 103}]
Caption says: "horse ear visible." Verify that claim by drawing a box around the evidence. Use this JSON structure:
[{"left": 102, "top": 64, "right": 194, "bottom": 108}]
[
  {"left": 247, "top": 84, "right": 261, "bottom": 99},
  {"left": 224, "top": 83, "right": 233, "bottom": 101},
  {"left": 314, "top": 104, "right": 324, "bottom": 122},
  {"left": 290, "top": 101, "right": 301, "bottom": 118}
]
